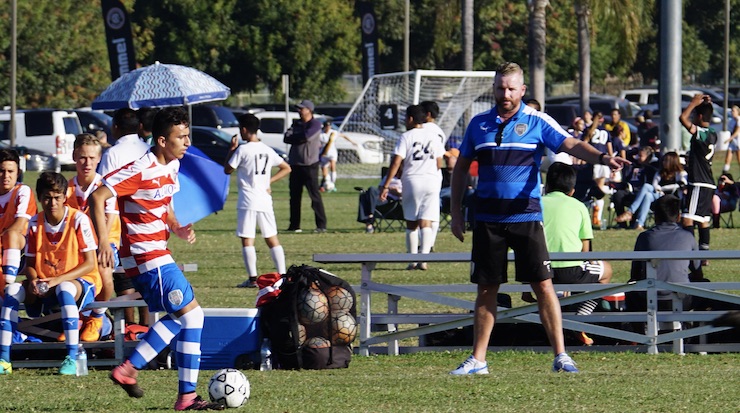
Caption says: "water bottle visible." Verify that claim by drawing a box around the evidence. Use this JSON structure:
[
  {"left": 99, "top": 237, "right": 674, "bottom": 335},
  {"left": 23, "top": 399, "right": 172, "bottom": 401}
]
[
  {"left": 76, "top": 343, "right": 88, "bottom": 376},
  {"left": 37, "top": 281, "right": 49, "bottom": 294},
  {"left": 259, "top": 338, "right": 272, "bottom": 371}
]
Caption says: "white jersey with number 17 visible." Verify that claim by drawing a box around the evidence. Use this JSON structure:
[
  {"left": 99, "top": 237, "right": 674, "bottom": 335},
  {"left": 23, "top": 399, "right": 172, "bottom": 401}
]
[{"left": 227, "top": 141, "right": 285, "bottom": 212}]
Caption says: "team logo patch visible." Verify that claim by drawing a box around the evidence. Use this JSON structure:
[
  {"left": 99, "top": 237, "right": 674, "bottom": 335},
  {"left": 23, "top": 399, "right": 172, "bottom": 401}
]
[
  {"left": 515, "top": 123, "right": 528, "bottom": 136},
  {"left": 168, "top": 289, "right": 184, "bottom": 307}
]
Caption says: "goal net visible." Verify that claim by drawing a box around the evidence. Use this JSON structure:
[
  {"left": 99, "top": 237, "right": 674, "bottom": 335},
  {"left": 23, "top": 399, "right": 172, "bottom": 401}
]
[{"left": 335, "top": 70, "right": 497, "bottom": 179}]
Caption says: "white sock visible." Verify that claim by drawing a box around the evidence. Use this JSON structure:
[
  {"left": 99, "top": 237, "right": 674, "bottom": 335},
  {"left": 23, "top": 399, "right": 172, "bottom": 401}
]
[
  {"left": 420, "top": 227, "right": 434, "bottom": 254},
  {"left": 242, "top": 246, "right": 257, "bottom": 277},
  {"left": 405, "top": 229, "right": 419, "bottom": 255},
  {"left": 724, "top": 164, "right": 731, "bottom": 172},
  {"left": 270, "top": 245, "right": 286, "bottom": 274},
  {"left": 330, "top": 171, "right": 337, "bottom": 185}
]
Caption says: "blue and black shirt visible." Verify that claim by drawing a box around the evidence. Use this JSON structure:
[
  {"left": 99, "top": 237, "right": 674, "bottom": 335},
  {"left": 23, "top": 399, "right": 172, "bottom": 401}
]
[{"left": 460, "top": 104, "right": 571, "bottom": 223}]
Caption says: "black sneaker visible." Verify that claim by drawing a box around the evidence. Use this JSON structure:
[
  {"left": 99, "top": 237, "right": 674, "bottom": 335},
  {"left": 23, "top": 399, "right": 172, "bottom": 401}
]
[
  {"left": 236, "top": 278, "right": 258, "bottom": 288},
  {"left": 314, "top": 228, "right": 327, "bottom": 233}
]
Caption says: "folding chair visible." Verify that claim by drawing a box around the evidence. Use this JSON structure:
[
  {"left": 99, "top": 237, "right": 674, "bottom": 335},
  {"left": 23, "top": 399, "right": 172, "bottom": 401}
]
[{"left": 374, "top": 199, "right": 406, "bottom": 232}]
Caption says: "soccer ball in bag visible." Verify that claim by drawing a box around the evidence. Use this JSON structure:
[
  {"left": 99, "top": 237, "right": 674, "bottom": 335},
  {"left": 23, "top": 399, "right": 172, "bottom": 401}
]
[
  {"left": 208, "top": 368, "right": 250, "bottom": 408},
  {"left": 331, "top": 312, "right": 358, "bottom": 345},
  {"left": 297, "top": 287, "right": 329, "bottom": 325}
]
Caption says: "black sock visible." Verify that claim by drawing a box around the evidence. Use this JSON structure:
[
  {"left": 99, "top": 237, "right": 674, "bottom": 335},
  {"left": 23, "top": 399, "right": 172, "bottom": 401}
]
[{"left": 698, "top": 226, "right": 710, "bottom": 251}]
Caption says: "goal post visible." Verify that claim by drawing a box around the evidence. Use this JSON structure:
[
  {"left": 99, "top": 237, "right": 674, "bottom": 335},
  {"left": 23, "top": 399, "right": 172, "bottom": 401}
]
[{"left": 336, "top": 70, "right": 497, "bottom": 178}]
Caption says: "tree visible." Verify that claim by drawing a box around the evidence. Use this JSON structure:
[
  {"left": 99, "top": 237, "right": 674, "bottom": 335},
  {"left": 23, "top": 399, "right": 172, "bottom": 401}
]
[
  {"left": 528, "top": 0, "right": 548, "bottom": 106},
  {"left": 0, "top": 1, "right": 110, "bottom": 108}
]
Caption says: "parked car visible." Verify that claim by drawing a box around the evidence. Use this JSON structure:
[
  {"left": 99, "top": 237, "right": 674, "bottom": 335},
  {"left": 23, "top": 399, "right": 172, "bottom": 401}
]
[
  {"left": 190, "top": 126, "right": 288, "bottom": 165},
  {"left": 74, "top": 109, "right": 113, "bottom": 137},
  {"left": 619, "top": 87, "right": 725, "bottom": 107},
  {"left": 255, "top": 111, "right": 383, "bottom": 164},
  {"left": 0, "top": 140, "right": 61, "bottom": 173},
  {"left": 191, "top": 105, "right": 240, "bottom": 137},
  {"left": 636, "top": 100, "right": 726, "bottom": 130},
  {"left": 544, "top": 103, "right": 580, "bottom": 130},
  {"left": 0, "top": 109, "right": 82, "bottom": 166}
]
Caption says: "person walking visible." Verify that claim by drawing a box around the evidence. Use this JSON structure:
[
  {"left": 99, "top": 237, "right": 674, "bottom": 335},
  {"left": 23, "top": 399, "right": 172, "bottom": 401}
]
[
  {"left": 448, "top": 62, "right": 629, "bottom": 375},
  {"left": 284, "top": 100, "right": 327, "bottom": 232}
]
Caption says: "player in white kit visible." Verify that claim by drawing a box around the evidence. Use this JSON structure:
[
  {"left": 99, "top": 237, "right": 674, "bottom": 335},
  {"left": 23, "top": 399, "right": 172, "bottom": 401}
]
[
  {"left": 380, "top": 105, "right": 444, "bottom": 270},
  {"left": 225, "top": 114, "right": 291, "bottom": 288}
]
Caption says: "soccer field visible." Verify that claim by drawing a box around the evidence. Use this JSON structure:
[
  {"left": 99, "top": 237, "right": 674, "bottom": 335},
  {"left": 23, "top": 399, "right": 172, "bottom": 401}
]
[{"left": 6, "top": 169, "right": 739, "bottom": 412}]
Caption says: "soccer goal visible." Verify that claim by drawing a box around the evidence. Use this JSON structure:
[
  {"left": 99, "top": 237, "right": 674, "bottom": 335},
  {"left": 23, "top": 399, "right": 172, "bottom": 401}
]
[{"left": 336, "top": 69, "right": 497, "bottom": 178}]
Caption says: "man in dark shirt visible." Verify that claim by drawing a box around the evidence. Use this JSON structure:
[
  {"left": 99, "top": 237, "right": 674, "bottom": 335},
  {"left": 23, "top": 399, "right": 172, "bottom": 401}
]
[
  {"left": 283, "top": 100, "right": 327, "bottom": 232},
  {"left": 627, "top": 194, "right": 700, "bottom": 311}
]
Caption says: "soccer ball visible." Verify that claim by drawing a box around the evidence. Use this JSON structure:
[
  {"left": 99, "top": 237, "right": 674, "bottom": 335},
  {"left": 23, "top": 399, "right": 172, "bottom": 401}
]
[
  {"left": 326, "top": 286, "right": 354, "bottom": 313},
  {"left": 296, "top": 323, "right": 307, "bottom": 346},
  {"left": 330, "top": 312, "right": 358, "bottom": 345},
  {"left": 208, "top": 368, "right": 249, "bottom": 408},
  {"left": 305, "top": 336, "right": 331, "bottom": 348},
  {"left": 297, "top": 287, "right": 329, "bottom": 325}
]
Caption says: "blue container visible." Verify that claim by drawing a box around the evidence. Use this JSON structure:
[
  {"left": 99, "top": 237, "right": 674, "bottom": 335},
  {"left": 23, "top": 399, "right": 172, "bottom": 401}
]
[{"left": 199, "top": 308, "right": 260, "bottom": 370}]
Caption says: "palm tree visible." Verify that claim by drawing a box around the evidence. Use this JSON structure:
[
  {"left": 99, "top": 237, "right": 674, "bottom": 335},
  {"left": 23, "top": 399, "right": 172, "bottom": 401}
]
[
  {"left": 528, "top": 0, "right": 549, "bottom": 107},
  {"left": 573, "top": 0, "right": 652, "bottom": 114}
]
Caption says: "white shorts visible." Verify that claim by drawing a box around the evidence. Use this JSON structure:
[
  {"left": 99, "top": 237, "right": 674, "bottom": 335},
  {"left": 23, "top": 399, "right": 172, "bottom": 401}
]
[
  {"left": 320, "top": 154, "right": 336, "bottom": 165},
  {"left": 592, "top": 164, "right": 611, "bottom": 180},
  {"left": 402, "top": 180, "right": 441, "bottom": 222},
  {"left": 236, "top": 209, "right": 278, "bottom": 239}
]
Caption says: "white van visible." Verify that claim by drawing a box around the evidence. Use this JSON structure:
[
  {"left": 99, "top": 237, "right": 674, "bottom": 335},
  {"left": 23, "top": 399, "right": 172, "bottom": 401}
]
[
  {"left": 619, "top": 88, "right": 708, "bottom": 106},
  {"left": 0, "top": 110, "right": 82, "bottom": 166},
  {"left": 255, "top": 111, "right": 383, "bottom": 164}
]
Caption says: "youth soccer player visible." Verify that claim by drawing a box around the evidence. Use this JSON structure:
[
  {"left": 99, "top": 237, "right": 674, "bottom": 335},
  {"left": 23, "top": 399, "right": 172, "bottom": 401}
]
[
  {"left": 0, "top": 172, "right": 101, "bottom": 375},
  {"left": 224, "top": 113, "right": 291, "bottom": 288},
  {"left": 0, "top": 149, "right": 36, "bottom": 295},
  {"left": 90, "top": 107, "right": 223, "bottom": 410},
  {"left": 65, "top": 133, "right": 121, "bottom": 341}
]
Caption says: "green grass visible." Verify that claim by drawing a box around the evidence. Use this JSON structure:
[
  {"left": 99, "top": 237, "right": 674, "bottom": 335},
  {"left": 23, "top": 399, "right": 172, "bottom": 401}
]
[{"left": 8, "top": 163, "right": 740, "bottom": 412}]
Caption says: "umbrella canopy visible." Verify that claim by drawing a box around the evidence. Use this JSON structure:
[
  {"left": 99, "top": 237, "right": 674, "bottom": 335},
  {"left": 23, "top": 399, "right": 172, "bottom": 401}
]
[{"left": 92, "top": 61, "right": 230, "bottom": 110}]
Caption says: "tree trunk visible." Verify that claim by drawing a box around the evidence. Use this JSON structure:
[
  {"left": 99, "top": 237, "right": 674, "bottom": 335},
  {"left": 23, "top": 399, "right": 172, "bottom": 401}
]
[
  {"left": 575, "top": 1, "right": 591, "bottom": 116},
  {"left": 528, "top": 0, "right": 548, "bottom": 109},
  {"left": 462, "top": 0, "right": 473, "bottom": 71}
]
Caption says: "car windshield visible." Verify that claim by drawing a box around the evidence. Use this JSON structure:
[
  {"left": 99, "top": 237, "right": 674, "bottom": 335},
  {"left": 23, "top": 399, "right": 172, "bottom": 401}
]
[
  {"left": 212, "top": 106, "right": 239, "bottom": 128},
  {"left": 206, "top": 127, "right": 234, "bottom": 143}
]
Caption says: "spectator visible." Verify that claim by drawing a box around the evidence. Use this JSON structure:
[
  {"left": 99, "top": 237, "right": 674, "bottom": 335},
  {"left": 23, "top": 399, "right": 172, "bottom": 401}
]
[
  {"left": 64, "top": 134, "right": 120, "bottom": 340},
  {"left": 604, "top": 108, "right": 632, "bottom": 147},
  {"left": 583, "top": 112, "right": 613, "bottom": 227},
  {"left": 582, "top": 110, "right": 593, "bottom": 129},
  {"left": 92, "top": 107, "right": 223, "bottom": 410},
  {"left": 616, "top": 151, "right": 687, "bottom": 231},
  {"left": 380, "top": 104, "right": 444, "bottom": 271},
  {"left": 98, "top": 108, "right": 151, "bottom": 176},
  {"left": 0, "top": 149, "right": 36, "bottom": 295},
  {"left": 284, "top": 100, "right": 327, "bottom": 233},
  {"left": 679, "top": 94, "right": 718, "bottom": 261},
  {"left": 356, "top": 170, "right": 402, "bottom": 233},
  {"left": 541, "top": 162, "right": 613, "bottom": 346},
  {"left": 319, "top": 121, "right": 356, "bottom": 192},
  {"left": 626, "top": 194, "right": 700, "bottom": 312},
  {"left": 224, "top": 114, "right": 291, "bottom": 288},
  {"left": 95, "top": 129, "right": 111, "bottom": 149},
  {"left": 611, "top": 146, "right": 659, "bottom": 228},
  {"left": 137, "top": 107, "right": 159, "bottom": 146},
  {"left": 637, "top": 110, "right": 659, "bottom": 151},
  {"left": 525, "top": 98, "right": 541, "bottom": 111},
  {"left": 448, "top": 61, "right": 629, "bottom": 375},
  {"left": 712, "top": 173, "right": 740, "bottom": 228},
  {"left": 721, "top": 105, "right": 740, "bottom": 174},
  {"left": 0, "top": 172, "right": 101, "bottom": 375}
]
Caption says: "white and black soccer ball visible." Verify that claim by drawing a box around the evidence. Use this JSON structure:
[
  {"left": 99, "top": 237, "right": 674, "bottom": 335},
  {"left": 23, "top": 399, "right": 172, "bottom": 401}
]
[{"left": 208, "top": 368, "right": 250, "bottom": 408}]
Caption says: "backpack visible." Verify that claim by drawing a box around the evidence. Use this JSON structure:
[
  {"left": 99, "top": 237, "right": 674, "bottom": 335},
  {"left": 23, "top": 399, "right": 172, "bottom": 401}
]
[{"left": 258, "top": 264, "right": 357, "bottom": 370}]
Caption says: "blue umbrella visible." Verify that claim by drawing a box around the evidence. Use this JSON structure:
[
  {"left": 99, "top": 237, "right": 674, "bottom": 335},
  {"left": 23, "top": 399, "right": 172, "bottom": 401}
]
[
  {"left": 91, "top": 61, "right": 230, "bottom": 110},
  {"left": 173, "top": 146, "right": 230, "bottom": 225}
]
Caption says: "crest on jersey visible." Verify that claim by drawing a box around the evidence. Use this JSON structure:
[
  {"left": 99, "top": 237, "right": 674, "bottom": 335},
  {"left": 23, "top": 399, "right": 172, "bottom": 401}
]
[
  {"left": 515, "top": 123, "right": 528, "bottom": 136},
  {"left": 168, "top": 289, "right": 184, "bottom": 307}
]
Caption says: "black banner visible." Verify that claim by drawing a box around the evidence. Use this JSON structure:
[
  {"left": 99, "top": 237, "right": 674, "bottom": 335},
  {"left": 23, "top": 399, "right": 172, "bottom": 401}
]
[
  {"left": 101, "top": 0, "right": 136, "bottom": 81},
  {"left": 357, "top": 2, "right": 378, "bottom": 85}
]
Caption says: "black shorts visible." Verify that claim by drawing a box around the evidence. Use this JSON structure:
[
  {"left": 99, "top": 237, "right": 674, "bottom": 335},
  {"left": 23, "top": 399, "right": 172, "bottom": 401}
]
[
  {"left": 552, "top": 262, "right": 604, "bottom": 284},
  {"left": 113, "top": 270, "right": 135, "bottom": 295},
  {"left": 683, "top": 184, "right": 714, "bottom": 223},
  {"left": 471, "top": 221, "right": 552, "bottom": 284}
]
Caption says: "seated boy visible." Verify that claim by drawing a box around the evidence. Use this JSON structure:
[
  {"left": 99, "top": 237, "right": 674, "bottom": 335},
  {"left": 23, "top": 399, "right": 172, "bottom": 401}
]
[
  {"left": 541, "top": 162, "right": 613, "bottom": 345},
  {"left": 0, "top": 172, "right": 102, "bottom": 375},
  {"left": 0, "top": 149, "right": 37, "bottom": 295}
]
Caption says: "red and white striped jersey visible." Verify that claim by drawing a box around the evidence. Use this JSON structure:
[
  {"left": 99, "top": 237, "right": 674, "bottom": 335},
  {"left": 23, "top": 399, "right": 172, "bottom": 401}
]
[{"left": 103, "top": 152, "right": 180, "bottom": 277}]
